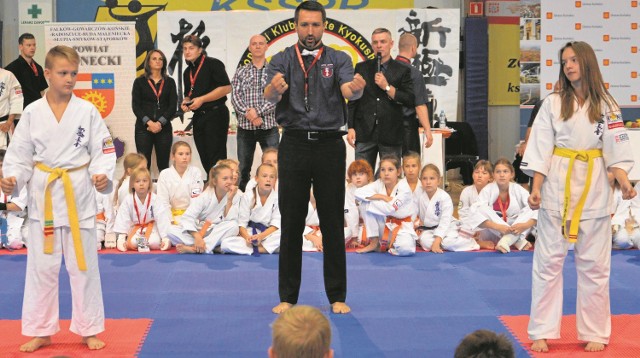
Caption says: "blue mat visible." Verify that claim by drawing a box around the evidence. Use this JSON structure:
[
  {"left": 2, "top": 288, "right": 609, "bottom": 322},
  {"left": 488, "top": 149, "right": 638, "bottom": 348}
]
[{"left": 1, "top": 251, "right": 639, "bottom": 357}]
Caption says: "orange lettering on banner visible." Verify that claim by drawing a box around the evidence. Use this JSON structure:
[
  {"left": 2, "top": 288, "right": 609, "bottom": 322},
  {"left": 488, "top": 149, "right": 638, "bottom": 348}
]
[
  {"left": 633, "top": 1, "right": 638, "bottom": 7},
  {"left": 632, "top": 23, "right": 638, "bottom": 30},
  {"left": 603, "top": 12, "right": 610, "bottom": 19},
  {"left": 575, "top": 1, "right": 582, "bottom": 8},
  {"left": 603, "top": 34, "right": 610, "bottom": 41},
  {"left": 546, "top": 35, "right": 553, "bottom": 42},
  {"left": 605, "top": 83, "right": 610, "bottom": 89},
  {"left": 633, "top": 46, "right": 638, "bottom": 53},
  {"left": 575, "top": 23, "right": 581, "bottom": 30},
  {"left": 632, "top": 72, "right": 638, "bottom": 78},
  {"left": 632, "top": 95, "right": 638, "bottom": 102},
  {"left": 546, "top": 12, "right": 553, "bottom": 19},
  {"left": 546, "top": 59, "right": 553, "bottom": 66},
  {"left": 546, "top": 83, "right": 553, "bottom": 90},
  {"left": 603, "top": 59, "right": 610, "bottom": 66}
]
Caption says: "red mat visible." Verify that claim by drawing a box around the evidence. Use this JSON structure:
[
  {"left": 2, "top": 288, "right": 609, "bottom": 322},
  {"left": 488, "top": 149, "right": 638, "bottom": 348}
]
[
  {"left": 0, "top": 318, "right": 152, "bottom": 357},
  {"left": 0, "top": 248, "right": 179, "bottom": 255},
  {"left": 500, "top": 314, "right": 640, "bottom": 357}
]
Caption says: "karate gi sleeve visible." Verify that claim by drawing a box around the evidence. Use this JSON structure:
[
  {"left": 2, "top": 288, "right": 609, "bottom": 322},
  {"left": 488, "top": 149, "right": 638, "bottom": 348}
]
[
  {"left": 8, "top": 73, "right": 23, "bottom": 115},
  {"left": 88, "top": 106, "right": 117, "bottom": 192},
  {"left": 3, "top": 108, "right": 35, "bottom": 193},
  {"left": 521, "top": 97, "right": 555, "bottom": 178},
  {"left": 180, "top": 194, "right": 206, "bottom": 233},
  {"left": 237, "top": 192, "right": 251, "bottom": 228},
  {"left": 112, "top": 196, "right": 134, "bottom": 234},
  {"left": 154, "top": 199, "right": 172, "bottom": 238},
  {"left": 434, "top": 194, "right": 455, "bottom": 239},
  {"left": 156, "top": 170, "right": 172, "bottom": 212},
  {"left": 269, "top": 197, "right": 281, "bottom": 229},
  {"left": 601, "top": 106, "right": 634, "bottom": 173}
]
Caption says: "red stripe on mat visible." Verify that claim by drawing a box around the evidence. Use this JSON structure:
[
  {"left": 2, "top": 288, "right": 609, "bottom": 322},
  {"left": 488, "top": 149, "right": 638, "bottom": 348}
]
[
  {"left": 0, "top": 318, "right": 152, "bottom": 357},
  {"left": 500, "top": 314, "right": 640, "bottom": 357},
  {"left": 0, "top": 248, "right": 179, "bottom": 255}
]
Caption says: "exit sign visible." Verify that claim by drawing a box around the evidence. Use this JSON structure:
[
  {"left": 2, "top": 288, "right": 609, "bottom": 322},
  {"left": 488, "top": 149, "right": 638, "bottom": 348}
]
[{"left": 470, "top": 1, "right": 484, "bottom": 16}]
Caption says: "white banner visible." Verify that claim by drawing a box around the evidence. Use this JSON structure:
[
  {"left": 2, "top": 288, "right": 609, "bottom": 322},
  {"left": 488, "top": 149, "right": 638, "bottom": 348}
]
[
  {"left": 157, "top": 8, "right": 460, "bottom": 127},
  {"left": 19, "top": 0, "right": 53, "bottom": 66},
  {"left": 541, "top": 1, "right": 639, "bottom": 107},
  {"left": 44, "top": 22, "right": 137, "bottom": 163}
]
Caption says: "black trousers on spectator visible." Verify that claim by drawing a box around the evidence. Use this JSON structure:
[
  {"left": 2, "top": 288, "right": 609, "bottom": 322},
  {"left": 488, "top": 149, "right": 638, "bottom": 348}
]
[
  {"left": 192, "top": 106, "right": 229, "bottom": 175},
  {"left": 277, "top": 133, "right": 347, "bottom": 304},
  {"left": 135, "top": 123, "right": 173, "bottom": 172},
  {"left": 402, "top": 116, "right": 421, "bottom": 156}
]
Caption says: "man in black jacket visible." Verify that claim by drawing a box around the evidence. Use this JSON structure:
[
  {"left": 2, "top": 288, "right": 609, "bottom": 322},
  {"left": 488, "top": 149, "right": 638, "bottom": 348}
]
[{"left": 347, "top": 28, "right": 414, "bottom": 170}]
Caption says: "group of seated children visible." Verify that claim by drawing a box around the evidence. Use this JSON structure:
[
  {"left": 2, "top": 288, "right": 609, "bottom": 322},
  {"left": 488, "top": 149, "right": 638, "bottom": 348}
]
[{"left": 10, "top": 139, "right": 636, "bottom": 255}]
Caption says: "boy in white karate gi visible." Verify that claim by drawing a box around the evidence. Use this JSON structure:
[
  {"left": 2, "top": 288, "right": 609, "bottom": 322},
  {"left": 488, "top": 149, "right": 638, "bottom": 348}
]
[{"left": 1, "top": 45, "right": 116, "bottom": 352}]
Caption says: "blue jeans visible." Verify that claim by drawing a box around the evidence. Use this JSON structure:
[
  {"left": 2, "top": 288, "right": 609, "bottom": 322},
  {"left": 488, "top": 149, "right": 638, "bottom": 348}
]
[{"left": 237, "top": 127, "right": 280, "bottom": 191}]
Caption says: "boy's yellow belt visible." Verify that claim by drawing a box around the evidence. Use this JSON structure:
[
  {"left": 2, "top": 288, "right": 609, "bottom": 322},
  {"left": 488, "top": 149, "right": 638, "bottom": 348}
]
[
  {"left": 552, "top": 147, "right": 603, "bottom": 243},
  {"left": 35, "top": 162, "right": 89, "bottom": 271}
]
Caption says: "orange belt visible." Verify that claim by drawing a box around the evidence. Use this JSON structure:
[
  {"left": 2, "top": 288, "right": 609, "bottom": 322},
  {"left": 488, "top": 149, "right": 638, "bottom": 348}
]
[
  {"left": 96, "top": 212, "right": 106, "bottom": 221},
  {"left": 127, "top": 221, "right": 154, "bottom": 246},
  {"left": 381, "top": 216, "right": 412, "bottom": 252},
  {"left": 199, "top": 220, "right": 212, "bottom": 237},
  {"left": 358, "top": 218, "right": 368, "bottom": 246}
]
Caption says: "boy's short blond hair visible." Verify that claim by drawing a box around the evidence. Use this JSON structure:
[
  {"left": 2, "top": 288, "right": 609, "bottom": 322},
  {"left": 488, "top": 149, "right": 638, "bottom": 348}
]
[
  {"left": 271, "top": 305, "right": 331, "bottom": 358},
  {"left": 45, "top": 45, "right": 80, "bottom": 69}
]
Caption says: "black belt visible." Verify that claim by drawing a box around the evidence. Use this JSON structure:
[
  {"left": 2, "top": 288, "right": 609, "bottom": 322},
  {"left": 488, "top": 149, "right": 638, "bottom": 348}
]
[
  {"left": 0, "top": 115, "right": 8, "bottom": 122},
  {"left": 284, "top": 130, "right": 345, "bottom": 141},
  {"left": 417, "top": 225, "right": 438, "bottom": 231},
  {"left": 193, "top": 104, "right": 224, "bottom": 115}
]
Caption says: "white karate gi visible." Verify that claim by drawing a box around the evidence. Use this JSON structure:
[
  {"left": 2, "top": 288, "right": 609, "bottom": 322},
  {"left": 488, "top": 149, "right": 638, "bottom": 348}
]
[
  {"left": 156, "top": 165, "right": 204, "bottom": 224},
  {"left": 467, "top": 182, "right": 538, "bottom": 251},
  {"left": 301, "top": 200, "right": 353, "bottom": 252},
  {"left": 522, "top": 94, "right": 634, "bottom": 344},
  {"left": 355, "top": 178, "right": 418, "bottom": 256},
  {"left": 417, "top": 188, "right": 478, "bottom": 252},
  {"left": 456, "top": 185, "right": 487, "bottom": 239},
  {"left": 222, "top": 187, "right": 281, "bottom": 254},
  {"left": 1, "top": 187, "right": 29, "bottom": 249},
  {"left": 167, "top": 189, "right": 240, "bottom": 253},
  {"left": 0, "top": 68, "right": 23, "bottom": 149},
  {"left": 3, "top": 94, "right": 116, "bottom": 337},
  {"left": 344, "top": 183, "right": 360, "bottom": 240},
  {"left": 113, "top": 192, "right": 171, "bottom": 250},
  {"left": 611, "top": 183, "right": 640, "bottom": 249}
]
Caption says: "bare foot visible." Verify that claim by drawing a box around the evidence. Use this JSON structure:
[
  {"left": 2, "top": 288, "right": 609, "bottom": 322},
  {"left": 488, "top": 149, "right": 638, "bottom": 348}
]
[
  {"left": 584, "top": 341, "right": 605, "bottom": 352},
  {"left": 477, "top": 240, "right": 495, "bottom": 250},
  {"left": 82, "top": 335, "right": 106, "bottom": 350},
  {"left": 332, "top": 302, "right": 351, "bottom": 314},
  {"left": 19, "top": 336, "right": 51, "bottom": 352},
  {"left": 496, "top": 244, "right": 509, "bottom": 254},
  {"left": 356, "top": 238, "right": 379, "bottom": 254},
  {"left": 176, "top": 244, "right": 196, "bottom": 254},
  {"left": 531, "top": 339, "right": 548, "bottom": 352},
  {"left": 272, "top": 302, "right": 292, "bottom": 314},
  {"left": 522, "top": 242, "right": 533, "bottom": 251}
]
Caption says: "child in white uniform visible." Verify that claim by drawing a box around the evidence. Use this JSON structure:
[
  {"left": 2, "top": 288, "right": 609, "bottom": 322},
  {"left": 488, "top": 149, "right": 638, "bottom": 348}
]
[
  {"left": 113, "top": 153, "right": 147, "bottom": 211},
  {"left": 468, "top": 159, "right": 537, "bottom": 253},
  {"left": 456, "top": 160, "right": 494, "bottom": 249},
  {"left": 0, "top": 149, "right": 28, "bottom": 250},
  {"left": 355, "top": 155, "right": 418, "bottom": 256},
  {"left": 168, "top": 163, "right": 240, "bottom": 254},
  {"left": 1, "top": 45, "right": 116, "bottom": 352},
  {"left": 611, "top": 181, "right": 640, "bottom": 249},
  {"left": 402, "top": 151, "right": 424, "bottom": 207},
  {"left": 95, "top": 189, "right": 113, "bottom": 250},
  {"left": 156, "top": 141, "right": 204, "bottom": 225},
  {"left": 416, "top": 164, "right": 476, "bottom": 253},
  {"left": 245, "top": 147, "right": 279, "bottom": 192},
  {"left": 222, "top": 164, "right": 280, "bottom": 255},
  {"left": 301, "top": 187, "right": 355, "bottom": 252},
  {"left": 0, "top": 67, "right": 22, "bottom": 149},
  {"left": 344, "top": 159, "right": 374, "bottom": 248},
  {"left": 522, "top": 41, "right": 636, "bottom": 352},
  {"left": 113, "top": 168, "right": 171, "bottom": 251}
]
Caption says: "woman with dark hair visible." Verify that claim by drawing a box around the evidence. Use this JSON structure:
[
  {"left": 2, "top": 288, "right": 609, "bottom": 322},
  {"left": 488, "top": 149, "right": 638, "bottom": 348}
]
[{"left": 132, "top": 49, "right": 177, "bottom": 172}]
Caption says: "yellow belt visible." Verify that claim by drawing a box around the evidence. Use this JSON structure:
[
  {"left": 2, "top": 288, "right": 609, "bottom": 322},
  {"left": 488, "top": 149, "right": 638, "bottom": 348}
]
[
  {"left": 36, "top": 162, "right": 89, "bottom": 271},
  {"left": 552, "top": 147, "right": 603, "bottom": 243},
  {"left": 171, "top": 208, "right": 186, "bottom": 225}
]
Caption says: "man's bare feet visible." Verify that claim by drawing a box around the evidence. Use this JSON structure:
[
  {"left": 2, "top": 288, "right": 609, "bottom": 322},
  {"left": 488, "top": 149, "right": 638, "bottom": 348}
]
[
  {"left": 584, "top": 341, "right": 605, "bottom": 352},
  {"left": 82, "top": 335, "right": 106, "bottom": 350},
  {"left": 176, "top": 244, "right": 196, "bottom": 254},
  {"left": 356, "top": 238, "right": 378, "bottom": 254},
  {"left": 272, "top": 302, "right": 293, "bottom": 314},
  {"left": 531, "top": 339, "right": 548, "bottom": 352},
  {"left": 332, "top": 302, "right": 351, "bottom": 314},
  {"left": 19, "top": 336, "right": 51, "bottom": 352}
]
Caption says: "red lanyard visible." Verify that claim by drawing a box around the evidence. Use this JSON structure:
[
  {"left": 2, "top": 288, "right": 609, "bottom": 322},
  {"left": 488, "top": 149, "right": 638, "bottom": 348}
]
[
  {"left": 188, "top": 55, "right": 205, "bottom": 97},
  {"left": 497, "top": 195, "right": 510, "bottom": 222},
  {"left": 133, "top": 192, "right": 152, "bottom": 233},
  {"left": 396, "top": 56, "right": 411, "bottom": 65},
  {"left": 147, "top": 78, "right": 165, "bottom": 109},
  {"left": 29, "top": 61, "right": 38, "bottom": 76},
  {"left": 294, "top": 44, "right": 324, "bottom": 112}
]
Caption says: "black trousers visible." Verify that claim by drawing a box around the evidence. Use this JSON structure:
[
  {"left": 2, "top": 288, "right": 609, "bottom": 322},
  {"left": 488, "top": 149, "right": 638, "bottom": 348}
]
[
  {"left": 278, "top": 133, "right": 347, "bottom": 304},
  {"left": 135, "top": 123, "right": 173, "bottom": 172},
  {"left": 192, "top": 106, "right": 230, "bottom": 175},
  {"left": 402, "top": 116, "right": 421, "bottom": 156}
]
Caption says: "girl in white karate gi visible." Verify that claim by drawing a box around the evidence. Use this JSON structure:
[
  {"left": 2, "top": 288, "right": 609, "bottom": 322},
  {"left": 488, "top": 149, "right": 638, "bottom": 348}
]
[
  {"left": 156, "top": 141, "right": 204, "bottom": 225},
  {"left": 611, "top": 181, "right": 640, "bottom": 249},
  {"left": 355, "top": 155, "right": 418, "bottom": 256},
  {"left": 344, "top": 159, "right": 374, "bottom": 248},
  {"left": 456, "top": 160, "right": 494, "bottom": 249},
  {"left": 222, "top": 163, "right": 280, "bottom": 255},
  {"left": 302, "top": 187, "right": 354, "bottom": 252},
  {"left": 217, "top": 158, "right": 241, "bottom": 190},
  {"left": 416, "top": 164, "right": 476, "bottom": 253},
  {"left": 95, "top": 189, "right": 114, "bottom": 250},
  {"left": 1, "top": 45, "right": 116, "bottom": 352},
  {"left": 113, "top": 152, "right": 147, "bottom": 211},
  {"left": 113, "top": 167, "right": 171, "bottom": 251},
  {"left": 168, "top": 163, "right": 240, "bottom": 254},
  {"left": 0, "top": 150, "right": 28, "bottom": 250},
  {"left": 521, "top": 41, "right": 636, "bottom": 353},
  {"left": 402, "top": 151, "right": 424, "bottom": 207},
  {"left": 468, "top": 159, "right": 537, "bottom": 253},
  {"left": 244, "top": 147, "right": 279, "bottom": 192}
]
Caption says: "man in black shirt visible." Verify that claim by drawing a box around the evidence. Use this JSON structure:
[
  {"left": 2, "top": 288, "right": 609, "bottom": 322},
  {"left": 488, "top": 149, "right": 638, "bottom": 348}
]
[{"left": 5, "top": 33, "right": 48, "bottom": 127}]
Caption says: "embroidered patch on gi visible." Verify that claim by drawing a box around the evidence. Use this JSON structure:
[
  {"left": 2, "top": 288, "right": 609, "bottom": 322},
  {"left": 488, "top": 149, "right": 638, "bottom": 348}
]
[
  {"left": 607, "top": 112, "right": 622, "bottom": 122},
  {"left": 102, "top": 136, "right": 115, "bottom": 154},
  {"left": 321, "top": 64, "right": 334, "bottom": 78},
  {"left": 594, "top": 120, "right": 604, "bottom": 137},
  {"left": 435, "top": 201, "right": 441, "bottom": 217},
  {"left": 392, "top": 199, "right": 403, "bottom": 211},
  {"left": 344, "top": 209, "right": 349, "bottom": 214},
  {"left": 608, "top": 121, "right": 624, "bottom": 130},
  {"left": 458, "top": 201, "right": 463, "bottom": 210},
  {"left": 615, "top": 133, "right": 629, "bottom": 143},
  {"left": 191, "top": 188, "right": 201, "bottom": 198},
  {"left": 15, "top": 88, "right": 22, "bottom": 95}
]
